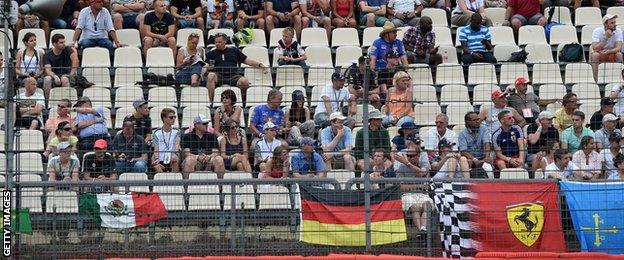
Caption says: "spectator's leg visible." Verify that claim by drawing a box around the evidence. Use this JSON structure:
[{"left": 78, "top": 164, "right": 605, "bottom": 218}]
[
  {"left": 322, "top": 16, "right": 332, "bottom": 40},
  {"left": 391, "top": 18, "right": 404, "bottom": 28},
  {"left": 60, "top": 75, "right": 70, "bottom": 88},
  {"left": 40, "top": 19, "right": 50, "bottom": 42},
  {"left": 347, "top": 18, "right": 357, "bottom": 28},
  {"left": 266, "top": 15, "right": 275, "bottom": 33},
  {"left": 196, "top": 17, "right": 205, "bottom": 31},
  {"left": 143, "top": 37, "right": 154, "bottom": 56},
  {"left": 573, "top": 0, "right": 582, "bottom": 9},
  {"left": 294, "top": 15, "right": 303, "bottom": 42},
  {"left": 113, "top": 13, "right": 123, "bottom": 30},
  {"left": 450, "top": 14, "right": 470, "bottom": 27},
  {"left": 333, "top": 17, "right": 345, "bottom": 28},
  {"left": 236, "top": 76, "right": 250, "bottom": 101},
  {"left": 510, "top": 15, "right": 526, "bottom": 33},
  {"left": 211, "top": 155, "right": 225, "bottom": 178},
  {"left": 29, "top": 118, "right": 39, "bottom": 130},
  {"left": 365, "top": 13, "right": 376, "bottom": 27},
  {"left": 256, "top": 18, "right": 266, "bottom": 31},
  {"left": 482, "top": 52, "right": 497, "bottom": 64},
  {"left": 182, "top": 155, "right": 198, "bottom": 179},
  {"left": 429, "top": 53, "right": 443, "bottom": 67},
  {"left": 115, "top": 161, "right": 128, "bottom": 173},
  {"left": 206, "top": 72, "right": 218, "bottom": 102},
  {"left": 591, "top": 0, "right": 600, "bottom": 7},
  {"left": 170, "top": 153, "right": 180, "bottom": 172},
  {"left": 133, "top": 160, "right": 148, "bottom": 173},
  {"left": 43, "top": 75, "right": 53, "bottom": 100},
  {"left": 461, "top": 53, "right": 475, "bottom": 65},
  {"left": 375, "top": 15, "right": 388, "bottom": 26},
  {"left": 590, "top": 50, "right": 600, "bottom": 81},
  {"left": 344, "top": 154, "right": 355, "bottom": 171},
  {"left": 167, "top": 36, "right": 177, "bottom": 60},
  {"left": 459, "top": 156, "right": 470, "bottom": 178}
]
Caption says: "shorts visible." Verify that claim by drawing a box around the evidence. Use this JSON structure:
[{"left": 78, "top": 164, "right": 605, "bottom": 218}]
[
  {"left": 122, "top": 14, "right": 139, "bottom": 29},
  {"left": 494, "top": 156, "right": 519, "bottom": 169},
  {"left": 178, "top": 19, "right": 197, "bottom": 29},
  {"left": 511, "top": 13, "right": 544, "bottom": 25},
  {"left": 599, "top": 52, "right": 618, "bottom": 62},
  {"left": 359, "top": 14, "right": 388, "bottom": 26},
  {"left": 411, "top": 52, "right": 431, "bottom": 64},
  {"left": 273, "top": 18, "right": 293, "bottom": 28},
  {"left": 330, "top": 155, "right": 346, "bottom": 169},
  {"left": 217, "top": 74, "right": 243, "bottom": 86},
  {"left": 14, "top": 116, "right": 41, "bottom": 128},
  {"left": 234, "top": 19, "right": 257, "bottom": 28},
  {"left": 183, "top": 156, "right": 213, "bottom": 171},
  {"left": 401, "top": 193, "right": 433, "bottom": 212},
  {"left": 224, "top": 157, "right": 234, "bottom": 170}
]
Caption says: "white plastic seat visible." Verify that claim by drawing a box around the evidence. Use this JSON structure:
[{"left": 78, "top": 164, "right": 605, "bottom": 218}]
[
  {"left": 307, "top": 67, "right": 333, "bottom": 86},
  {"left": 484, "top": 7, "right": 507, "bottom": 25},
  {"left": 223, "top": 184, "right": 256, "bottom": 210},
  {"left": 579, "top": 102, "right": 600, "bottom": 119},
  {"left": 113, "top": 67, "right": 143, "bottom": 88},
  {"left": 0, "top": 153, "right": 5, "bottom": 172},
  {"left": 150, "top": 106, "right": 179, "bottom": 128},
  {"left": 146, "top": 47, "right": 175, "bottom": 76},
  {"left": 14, "top": 153, "right": 43, "bottom": 174},
  {"left": 422, "top": 8, "right": 448, "bottom": 27},
  {"left": 82, "top": 67, "right": 112, "bottom": 88},
  {"left": 597, "top": 63, "right": 624, "bottom": 84},
  {"left": 48, "top": 87, "right": 77, "bottom": 107},
  {"left": 335, "top": 46, "right": 362, "bottom": 67},
  {"left": 473, "top": 84, "right": 501, "bottom": 106},
  {"left": 490, "top": 26, "right": 516, "bottom": 46},
  {"left": 15, "top": 130, "right": 44, "bottom": 152},
  {"left": 269, "top": 28, "right": 297, "bottom": 48},
  {"left": 13, "top": 174, "right": 43, "bottom": 213},
  {"left": 532, "top": 63, "right": 563, "bottom": 84},
  {"left": 326, "top": 171, "right": 355, "bottom": 190},
  {"left": 148, "top": 86, "right": 177, "bottom": 107},
  {"left": 445, "top": 103, "right": 474, "bottom": 125},
  {"left": 276, "top": 65, "right": 305, "bottom": 87},
  {"left": 362, "top": 27, "right": 383, "bottom": 47},
  {"left": 574, "top": 7, "right": 602, "bottom": 26},
  {"left": 354, "top": 104, "right": 376, "bottom": 124},
  {"left": 437, "top": 45, "right": 459, "bottom": 64},
  {"left": 224, "top": 172, "right": 253, "bottom": 179},
  {"left": 114, "top": 107, "right": 135, "bottom": 128},
  {"left": 544, "top": 7, "right": 573, "bottom": 25},
  {"left": 213, "top": 86, "right": 243, "bottom": 106},
  {"left": 119, "top": 172, "right": 150, "bottom": 193},
  {"left": 82, "top": 47, "right": 111, "bottom": 67},
  {"left": 17, "top": 28, "right": 46, "bottom": 49},
  {"left": 436, "top": 64, "right": 464, "bottom": 85},
  {"left": 581, "top": 25, "right": 601, "bottom": 45},
  {"left": 45, "top": 191, "right": 78, "bottom": 213},
  {"left": 500, "top": 168, "right": 529, "bottom": 179},
  {"left": 246, "top": 87, "right": 273, "bottom": 108},
  {"left": 176, "top": 28, "right": 205, "bottom": 47},
  {"left": 525, "top": 44, "right": 554, "bottom": 63},
  {"left": 440, "top": 84, "right": 470, "bottom": 106},
  {"left": 413, "top": 103, "right": 441, "bottom": 125},
  {"left": 565, "top": 63, "right": 595, "bottom": 84},
  {"left": 116, "top": 29, "right": 142, "bottom": 48},
  {"left": 258, "top": 185, "right": 291, "bottom": 209},
  {"left": 114, "top": 86, "right": 143, "bottom": 108},
  {"left": 181, "top": 106, "right": 211, "bottom": 126},
  {"left": 407, "top": 64, "right": 434, "bottom": 85},
  {"left": 518, "top": 26, "right": 547, "bottom": 45},
  {"left": 499, "top": 63, "right": 529, "bottom": 85},
  {"left": 241, "top": 46, "right": 269, "bottom": 67},
  {"left": 153, "top": 172, "right": 185, "bottom": 211},
  {"left": 244, "top": 28, "right": 267, "bottom": 47},
  {"left": 113, "top": 47, "right": 143, "bottom": 67},
  {"left": 468, "top": 63, "right": 497, "bottom": 84},
  {"left": 0, "top": 29, "right": 14, "bottom": 54},
  {"left": 331, "top": 28, "right": 359, "bottom": 47},
  {"left": 49, "top": 29, "right": 75, "bottom": 47},
  {"left": 549, "top": 25, "right": 578, "bottom": 45},
  {"left": 607, "top": 6, "right": 624, "bottom": 25},
  {"left": 538, "top": 84, "right": 567, "bottom": 100},
  {"left": 245, "top": 67, "right": 273, "bottom": 87},
  {"left": 412, "top": 85, "right": 437, "bottom": 103},
  {"left": 572, "top": 83, "right": 600, "bottom": 103},
  {"left": 305, "top": 45, "right": 333, "bottom": 67},
  {"left": 546, "top": 103, "right": 562, "bottom": 115},
  {"left": 180, "top": 87, "right": 210, "bottom": 107},
  {"left": 432, "top": 27, "right": 453, "bottom": 46},
  {"left": 82, "top": 87, "right": 112, "bottom": 108},
  {"left": 188, "top": 173, "right": 221, "bottom": 210}
]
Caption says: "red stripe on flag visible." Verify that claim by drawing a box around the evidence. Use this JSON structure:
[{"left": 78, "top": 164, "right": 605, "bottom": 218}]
[
  {"left": 131, "top": 193, "right": 167, "bottom": 227},
  {"left": 301, "top": 199, "right": 404, "bottom": 224}
]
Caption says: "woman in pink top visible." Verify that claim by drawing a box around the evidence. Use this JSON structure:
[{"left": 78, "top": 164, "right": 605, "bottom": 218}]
[
  {"left": 571, "top": 136, "right": 603, "bottom": 179},
  {"left": 381, "top": 71, "right": 414, "bottom": 127},
  {"left": 331, "top": 0, "right": 357, "bottom": 28}
]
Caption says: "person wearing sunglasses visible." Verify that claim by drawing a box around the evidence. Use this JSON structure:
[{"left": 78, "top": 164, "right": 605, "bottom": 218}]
[
  {"left": 175, "top": 32, "right": 206, "bottom": 87},
  {"left": 72, "top": 0, "right": 123, "bottom": 51},
  {"left": 110, "top": 117, "right": 150, "bottom": 173},
  {"left": 45, "top": 99, "right": 75, "bottom": 139},
  {"left": 213, "top": 89, "right": 243, "bottom": 136},
  {"left": 143, "top": 0, "right": 176, "bottom": 58},
  {"left": 491, "top": 110, "right": 527, "bottom": 171},
  {"left": 152, "top": 108, "right": 181, "bottom": 173},
  {"left": 219, "top": 118, "right": 252, "bottom": 172},
  {"left": 44, "top": 121, "right": 79, "bottom": 160},
  {"left": 181, "top": 114, "right": 225, "bottom": 178}
]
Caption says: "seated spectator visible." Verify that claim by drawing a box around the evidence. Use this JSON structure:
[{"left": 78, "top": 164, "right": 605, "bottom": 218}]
[
  {"left": 402, "top": 16, "right": 442, "bottom": 66},
  {"left": 358, "top": 0, "right": 389, "bottom": 27},
  {"left": 609, "top": 69, "right": 624, "bottom": 116},
  {"left": 589, "top": 98, "right": 618, "bottom": 131},
  {"left": 121, "top": 99, "right": 152, "bottom": 142},
  {"left": 394, "top": 133, "right": 431, "bottom": 176},
  {"left": 50, "top": 0, "right": 80, "bottom": 29},
  {"left": 300, "top": 0, "right": 332, "bottom": 39},
  {"left": 314, "top": 72, "right": 352, "bottom": 128},
  {"left": 544, "top": 149, "right": 578, "bottom": 180},
  {"left": 74, "top": 97, "right": 109, "bottom": 152},
  {"left": 111, "top": 0, "right": 146, "bottom": 30},
  {"left": 83, "top": 139, "right": 118, "bottom": 182},
  {"left": 554, "top": 92, "right": 579, "bottom": 131},
  {"left": 275, "top": 27, "right": 307, "bottom": 67},
  {"left": 392, "top": 121, "right": 418, "bottom": 152},
  {"left": 431, "top": 138, "right": 470, "bottom": 179},
  {"left": 492, "top": 110, "right": 526, "bottom": 170},
  {"left": 205, "top": 33, "right": 267, "bottom": 101},
  {"left": 265, "top": 0, "right": 304, "bottom": 41},
  {"left": 260, "top": 146, "right": 291, "bottom": 179},
  {"left": 610, "top": 153, "right": 624, "bottom": 180},
  {"left": 424, "top": 114, "right": 457, "bottom": 159},
  {"left": 292, "top": 137, "right": 327, "bottom": 179},
  {"left": 331, "top": 0, "right": 357, "bottom": 28},
  {"left": 143, "top": 0, "right": 177, "bottom": 58},
  {"left": 377, "top": 50, "right": 406, "bottom": 90},
  {"left": 506, "top": 77, "right": 556, "bottom": 124},
  {"left": 421, "top": 0, "right": 450, "bottom": 9},
  {"left": 43, "top": 34, "right": 78, "bottom": 100},
  {"left": 206, "top": 0, "right": 235, "bottom": 29},
  {"left": 594, "top": 113, "right": 621, "bottom": 150},
  {"left": 15, "top": 33, "right": 45, "bottom": 84},
  {"left": 590, "top": 14, "right": 623, "bottom": 81},
  {"left": 47, "top": 142, "right": 80, "bottom": 187},
  {"left": 152, "top": 108, "right": 181, "bottom": 173},
  {"left": 451, "top": 0, "right": 492, "bottom": 27},
  {"left": 14, "top": 77, "right": 44, "bottom": 130},
  {"left": 220, "top": 118, "right": 252, "bottom": 172},
  {"left": 16, "top": 14, "right": 50, "bottom": 42},
  {"left": 355, "top": 109, "right": 391, "bottom": 171},
  {"left": 250, "top": 89, "right": 286, "bottom": 147},
  {"left": 458, "top": 111, "right": 492, "bottom": 170},
  {"left": 44, "top": 121, "right": 79, "bottom": 160},
  {"left": 110, "top": 118, "right": 149, "bottom": 173},
  {"left": 214, "top": 89, "right": 243, "bottom": 136},
  {"left": 526, "top": 111, "right": 560, "bottom": 168},
  {"left": 170, "top": 0, "right": 204, "bottom": 29},
  {"left": 181, "top": 114, "right": 224, "bottom": 178},
  {"left": 320, "top": 112, "right": 356, "bottom": 171},
  {"left": 573, "top": 0, "right": 599, "bottom": 9},
  {"left": 601, "top": 133, "right": 623, "bottom": 179},
  {"left": 369, "top": 22, "right": 409, "bottom": 71},
  {"left": 571, "top": 136, "right": 603, "bottom": 179},
  {"left": 381, "top": 71, "right": 414, "bottom": 127},
  {"left": 175, "top": 33, "right": 206, "bottom": 87},
  {"left": 72, "top": 0, "right": 122, "bottom": 51},
  {"left": 347, "top": 56, "right": 383, "bottom": 110},
  {"left": 45, "top": 99, "right": 75, "bottom": 139},
  {"left": 367, "top": 149, "right": 396, "bottom": 181},
  {"left": 479, "top": 90, "right": 526, "bottom": 131},
  {"left": 387, "top": 0, "right": 422, "bottom": 27},
  {"left": 284, "top": 90, "right": 316, "bottom": 145},
  {"left": 503, "top": 0, "right": 547, "bottom": 32},
  {"left": 532, "top": 139, "right": 559, "bottom": 178},
  {"left": 458, "top": 13, "right": 496, "bottom": 65},
  {"left": 561, "top": 111, "right": 594, "bottom": 154},
  {"left": 254, "top": 122, "right": 288, "bottom": 173},
  {"left": 235, "top": 0, "right": 265, "bottom": 31}
]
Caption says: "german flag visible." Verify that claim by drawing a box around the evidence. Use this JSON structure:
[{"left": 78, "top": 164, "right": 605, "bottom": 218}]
[{"left": 299, "top": 184, "right": 407, "bottom": 246}]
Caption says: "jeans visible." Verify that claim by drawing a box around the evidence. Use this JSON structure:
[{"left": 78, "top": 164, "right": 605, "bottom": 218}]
[
  {"left": 115, "top": 160, "right": 148, "bottom": 173},
  {"left": 50, "top": 18, "right": 68, "bottom": 29},
  {"left": 79, "top": 38, "right": 114, "bottom": 52},
  {"left": 178, "top": 19, "right": 197, "bottom": 29},
  {"left": 461, "top": 51, "right": 497, "bottom": 65}
]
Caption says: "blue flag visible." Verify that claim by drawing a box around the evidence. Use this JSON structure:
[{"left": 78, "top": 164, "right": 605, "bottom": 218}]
[{"left": 560, "top": 181, "right": 624, "bottom": 254}]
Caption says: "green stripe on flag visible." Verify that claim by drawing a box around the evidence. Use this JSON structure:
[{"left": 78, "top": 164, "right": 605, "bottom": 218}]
[
  {"left": 11, "top": 208, "right": 32, "bottom": 235},
  {"left": 79, "top": 193, "right": 102, "bottom": 226}
]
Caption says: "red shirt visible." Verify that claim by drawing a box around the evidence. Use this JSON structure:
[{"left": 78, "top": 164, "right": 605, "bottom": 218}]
[{"left": 508, "top": 0, "right": 541, "bottom": 18}]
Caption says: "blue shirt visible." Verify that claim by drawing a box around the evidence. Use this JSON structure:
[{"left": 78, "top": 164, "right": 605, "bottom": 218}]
[
  {"left": 292, "top": 151, "right": 325, "bottom": 175},
  {"left": 75, "top": 107, "right": 108, "bottom": 138},
  {"left": 458, "top": 125, "right": 491, "bottom": 159},
  {"left": 492, "top": 125, "right": 524, "bottom": 157},
  {"left": 320, "top": 126, "right": 352, "bottom": 152},
  {"left": 251, "top": 104, "right": 285, "bottom": 133},
  {"left": 560, "top": 127, "right": 595, "bottom": 154},
  {"left": 369, "top": 38, "right": 406, "bottom": 69},
  {"left": 268, "top": 0, "right": 296, "bottom": 13},
  {"left": 458, "top": 24, "right": 491, "bottom": 52}
]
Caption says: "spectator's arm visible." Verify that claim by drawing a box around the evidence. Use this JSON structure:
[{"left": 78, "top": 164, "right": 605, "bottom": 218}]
[
  {"left": 71, "top": 167, "right": 80, "bottom": 181},
  {"left": 374, "top": 4, "right": 386, "bottom": 15},
  {"left": 518, "top": 138, "right": 526, "bottom": 164},
  {"left": 72, "top": 28, "right": 82, "bottom": 45},
  {"left": 14, "top": 49, "right": 23, "bottom": 75},
  {"left": 111, "top": 2, "right": 132, "bottom": 13},
  {"left": 503, "top": 6, "right": 513, "bottom": 22},
  {"left": 265, "top": 1, "right": 278, "bottom": 16},
  {"left": 511, "top": 109, "right": 526, "bottom": 126},
  {"left": 194, "top": 6, "right": 203, "bottom": 19},
  {"left": 250, "top": 9, "right": 264, "bottom": 20},
  {"left": 457, "top": 0, "right": 474, "bottom": 16},
  {"left": 83, "top": 171, "right": 93, "bottom": 181},
  {"left": 250, "top": 122, "right": 262, "bottom": 138},
  {"left": 359, "top": 1, "right": 377, "bottom": 13},
  {"left": 321, "top": 95, "right": 333, "bottom": 115},
  {"left": 612, "top": 40, "right": 623, "bottom": 54},
  {"left": 170, "top": 6, "right": 182, "bottom": 18},
  {"left": 290, "top": 1, "right": 301, "bottom": 17},
  {"left": 70, "top": 47, "right": 79, "bottom": 75},
  {"left": 126, "top": 1, "right": 145, "bottom": 11}
]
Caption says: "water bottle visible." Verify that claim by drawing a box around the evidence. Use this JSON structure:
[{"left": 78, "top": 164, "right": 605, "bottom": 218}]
[{"left": 442, "top": 51, "right": 449, "bottom": 63}]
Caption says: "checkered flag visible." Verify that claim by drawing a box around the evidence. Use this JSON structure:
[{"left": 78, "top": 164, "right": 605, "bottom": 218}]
[{"left": 431, "top": 182, "right": 478, "bottom": 258}]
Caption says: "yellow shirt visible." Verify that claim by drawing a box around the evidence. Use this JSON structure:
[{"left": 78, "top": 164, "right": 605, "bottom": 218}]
[{"left": 554, "top": 108, "right": 574, "bottom": 131}]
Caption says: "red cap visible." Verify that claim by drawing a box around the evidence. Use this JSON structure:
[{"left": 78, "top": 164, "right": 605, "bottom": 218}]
[
  {"left": 94, "top": 139, "right": 107, "bottom": 149},
  {"left": 515, "top": 76, "right": 529, "bottom": 85},
  {"left": 491, "top": 90, "right": 506, "bottom": 100}
]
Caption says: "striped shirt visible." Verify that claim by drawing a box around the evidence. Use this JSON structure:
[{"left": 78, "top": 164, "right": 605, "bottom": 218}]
[{"left": 458, "top": 24, "right": 491, "bottom": 52}]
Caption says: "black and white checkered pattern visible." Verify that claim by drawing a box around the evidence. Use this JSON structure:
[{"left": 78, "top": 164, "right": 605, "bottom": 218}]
[{"left": 432, "top": 182, "right": 478, "bottom": 258}]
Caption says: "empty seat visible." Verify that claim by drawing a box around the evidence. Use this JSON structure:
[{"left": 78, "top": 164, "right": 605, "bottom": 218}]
[
  {"left": 422, "top": 8, "right": 448, "bottom": 27},
  {"left": 176, "top": 28, "right": 205, "bottom": 47},
  {"left": 307, "top": 67, "right": 333, "bottom": 86},
  {"left": 49, "top": 29, "right": 75, "bottom": 47},
  {"left": 437, "top": 45, "right": 459, "bottom": 64},
  {"left": 579, "top": 102, "right": 600, "bottom": 119},
  {"left": 116, "top": 29, "right": 142, "bottom": 48},
  {"left": 276, "top": 65, "right": 305, "bottom": 87},
  {"left": 362, "top": 27, "right": 383, "bottom": 47},
  {"left": 473, "top": 84, "right": 501, "bottom": 106},
  {"left": 15, "top": 130, "right": 44, "bottom": 152},
  {"left": 574, "top": 7, "right": 602, "bottom": 26},
  {"left": 331, "top": 28, "right": 359, "bottom": 47},
  {"left": 258, "top": 185, "right": 291, "bottom": 209},
  {"left": 118, "top": 172, "right": 150, "bottom": 193},
  {"left": 468, "top": 63, "right": 497, "bottom": 84},
  {"left": 213, "top": 86, "right": 243, "bottom": 106},
  {"left": 525, "top": 44, "right": 554, "bottom": 63},
  {"left": 335, "top": 46, "right": 362, "bottom": 67},
  {"left": 607, "top": 6, "right": 624, "bottom": 25},
  {"left": 538, "top": 84, "right": 567, "bottom": 100},
  {"left": 150, "top": 106, "right": 179, "bottom": 128},
  {"left": 114, "top": 107, "right": 135, "bottom": 128},
  {"left": 153, "top": 172, "right": 185, "bottom": 211},
  {"left": 241, "top": 46, "right": 269, "bottom": 67},
  {"left": 82, "top": 47, "right": 111, "bottom": 67},
  {"left": 580, "top": 25, "right": 601, "bottom": 45},
  {"left": 245, "top": 67, "right": 273, "bottom": 87},
  {"left": 45, "top": 191, "right": 78, "bottom": 213},
  {"left": 188, "top": 173, "right": 221, "bottom": 210},
  {"left": 269, "top": 28, "right": 297, "bottom": 48},
  {"left": 440, "top": 84, "right": 470, "bottom": 106},
  {"left": 572, "top": 83, "right": 600, "bottom": 103},
  {"left": 532, "top": 63, "right": 563, "bottom": 84},
  {"left": 146, "top": 47, "right": 175, "bottom": 76},
  {"left": 114, "top": 67, "right": 143, "bottom": 88},
  {"left": 432, "top": 27, "right": 453, "bottom": 46},
  {"left": 549, "top": 25, "right": 578, "bottom": 45},
  {"left": 114, "top": 86, "right": 143, "bottom": 108},
  {"left": 13, "top": 174, "right": 43, "bottom": 213},
  {"left": 490, "top": 26, "right": 516, "bottom": 46},
  {"left": 14, "top": 153, "right": 43, "bottom": 174},
  {"left": 500, "top": 168, "right": 529, "bottom": 179},
  {"left": 446, "top": 103, "right": 474, "bottom": 125},
  {"left": 180, "top": 87, "right": 210, "bottom": 107},
  {"left": 246, "top": 87, "right": 273, "bottom": 107},
  {"left": 82, "top": 67, "right": 112, "bottom": 88},
  {"left": 305, "top": 45, "right": 333, "bottom": 67},
  {"left": 223, "top": 184, "right": 256, "bottom": 210},
  {"left": 148, "top": 86, "right": 177, "bottom": 107},
  {"left": 565, "top": 63, "right": 594, "bottom": 84},
  {"left": 181, "top": 106, "right": 211, "bottom": 126},
  {"left": 518, "top": 26, "right": 547, "bottom": 45},
  {"left": 544, "top": 7, "right": 573, "bottom": 25},
  {"left": 17, "top": 28, "right": 46, "bottom": 49},
  {"left": 82, "top": 87, "right": 112, "bottom": 108},
  {"left": 436, "top": 64, "right": 464, "bottom": 85},
  {"left": 354, "top": 104, "right": 376, "bottom": 124},
  {"left": 326, "top": 171, "right": 355, "bottom": 189},
  {"left": 414, "top": 103, "right": 441, "bottom": 126},
  {"left": 244, "top": 28, "right": 267, "bottom": 47},
  {"left": 598, "top": 63, "right": 624, "bottom": 84},
  {"left": 484, "top": 7, "right": 507, "bottom": 25},
  {"left": 407, "top": 64, "right": 434, "bottom": 85},
  {"left": 499, "top": 63, "right": 529, "bottom": 85},
  {"left": 48, "top": 87, "right": 77, "bottom": 107},
  {"left": 412, "top": 85, "right": 437, "bottom": 103},
  {"left": 113, "top": 47, "right": 143, "bottom": 67}
]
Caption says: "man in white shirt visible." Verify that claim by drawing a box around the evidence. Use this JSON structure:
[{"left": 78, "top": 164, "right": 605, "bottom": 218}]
[
  {"left": 152, "top": 107, "right": 181, "bottom": 173},
  {"left": 388, "top": 0, "right": 422, "bottom": 27},
  {"left": 424, "top": 113, "right": 457, "bottom": 159},
  {"left": 72, "top": 0, "right": 123, "bottom": 51},
  {"left": 590, "top": 14, "right": 623, "bottom": 81},
  {"left": 544, "top": 149, "right": 579, "bottom": 180},
  {"left": 609, "top": 69, "right": 624, "bottom": 116},
  {"left": 14, "top": 76, "right": 44, "bottom": 130},
  {"left": 313, "top": 72, "right": 353, "bottom": 127}
]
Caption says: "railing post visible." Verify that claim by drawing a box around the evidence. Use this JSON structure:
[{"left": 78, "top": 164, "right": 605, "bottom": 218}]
[{"left": 363, "top": 60, "right": 372, "bottom": 251}]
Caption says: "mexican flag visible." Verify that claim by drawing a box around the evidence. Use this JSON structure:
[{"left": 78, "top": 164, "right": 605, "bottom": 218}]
[{"left": 79, "top": 193, "right": 167, "bottom": 228}]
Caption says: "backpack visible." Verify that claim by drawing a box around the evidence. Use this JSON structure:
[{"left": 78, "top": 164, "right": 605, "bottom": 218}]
[
  {"left": 508, "top": 49, "right": 528, "bottom": 62},
  {"left": 233, "top": 28, "right": 254, "bottom": 46},
  {"left": 559, "top": 43, "right": 583, "bottom": 62}
]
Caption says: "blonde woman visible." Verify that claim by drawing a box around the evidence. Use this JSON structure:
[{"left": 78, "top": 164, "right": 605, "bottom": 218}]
[{"left": 381, "top": 71, "right": 414, "bottom": 127}]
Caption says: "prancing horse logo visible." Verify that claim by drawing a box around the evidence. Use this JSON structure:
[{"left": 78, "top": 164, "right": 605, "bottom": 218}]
[{"left": 506, "top": 202, "right": 545, "bottom": 247}]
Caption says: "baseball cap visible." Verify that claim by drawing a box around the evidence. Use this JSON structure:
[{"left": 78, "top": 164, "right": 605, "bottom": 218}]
[
  {"left": 292, "top": 90, "right": 305, "bottom": 102},
  {"left": 263, "top": 122, "right": 277, "bottom": 130},
  {"left": 603, "top": 14, "right": 618, "bottom": 24},
  {"left": 57, "top": 142, "right": 71, "bottom": 150},
  {"left": 300, "top": 137, "right": 316, "bottom": 147},
  {"left": 515, "top": 76, "right": 529, "bottom": 85},
  {"left": 610, "top": 132, "right": 623, "bottom": 142},
  {"left": 400, "top": 121, "right": 418, "bottom": 131},
  {"left": 491, "top": 90, "right": 506, "bottom": 100},
  {"left": 193, "top": 114, "right": 211, "bottom": 124},
  {"left": 603, "top": 113, "right": 619, "bottom": 123},
  {"left": 601, "top": 97, "right": 617, "bottom": 106},
  {"left": 331, "top": 72, "right": 345, "bottom": 81},
  {"left": 94, "top": 139, "right": 108, "bottom": 149},
  {"left": 74, "top": 96, "right": 91, "bottom": 107},
  {"left": 368, "top": 109, "right": 384, "bottom": 119},
  {"left": 329, "top": 112, "right": 346, "bottom": 121},
  {"left": 133, "top": 98, "right": 148, "bottom": 109},
  {"left": 438, "top": 138, "right": 455, "bottom": 149},
  {"left": 538, "top": 111, "right": 556, "bottom": 120}
]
